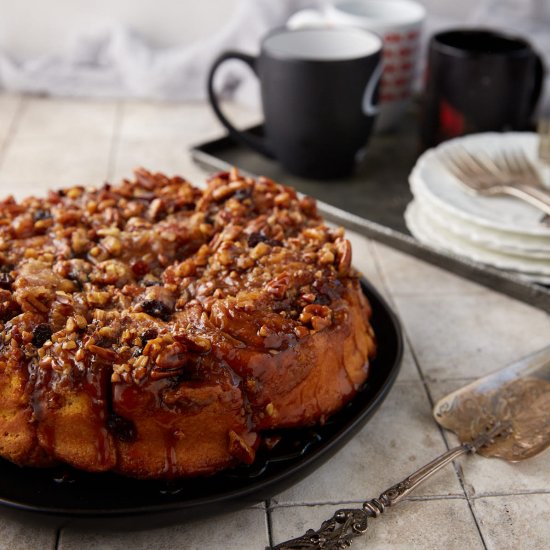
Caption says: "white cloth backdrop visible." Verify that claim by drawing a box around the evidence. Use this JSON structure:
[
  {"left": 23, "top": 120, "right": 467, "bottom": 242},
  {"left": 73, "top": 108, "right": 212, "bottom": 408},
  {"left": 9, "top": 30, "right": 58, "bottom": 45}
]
[{"left": 0, "top": 0, "right": 549, "bottom": 112}]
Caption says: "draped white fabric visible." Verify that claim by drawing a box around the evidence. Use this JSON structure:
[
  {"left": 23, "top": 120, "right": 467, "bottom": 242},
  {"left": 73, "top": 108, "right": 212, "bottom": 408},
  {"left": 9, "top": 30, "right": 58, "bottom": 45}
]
[{"left": 0, "top": 0, "right": 548, "bottom": 112}]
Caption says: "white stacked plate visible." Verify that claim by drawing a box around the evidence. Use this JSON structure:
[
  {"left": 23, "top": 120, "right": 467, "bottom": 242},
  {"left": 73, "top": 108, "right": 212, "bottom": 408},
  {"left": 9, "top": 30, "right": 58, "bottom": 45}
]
[{"left": 406, "top": 133, "right": 550, "bottom": 284}]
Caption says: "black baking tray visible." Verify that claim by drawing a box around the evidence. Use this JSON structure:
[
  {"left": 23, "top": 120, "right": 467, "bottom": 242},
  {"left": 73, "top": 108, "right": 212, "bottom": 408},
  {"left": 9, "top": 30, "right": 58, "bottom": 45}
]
[
  {"left": 190, "top": 117, "right": 550, "bottom": 313},
  {"left": 0, "top": 279, "right": 402, "bottom": 527}
]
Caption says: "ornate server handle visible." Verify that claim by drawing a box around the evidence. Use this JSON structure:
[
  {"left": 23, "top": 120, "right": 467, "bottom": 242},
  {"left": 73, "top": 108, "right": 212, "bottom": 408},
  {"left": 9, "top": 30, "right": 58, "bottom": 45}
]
[{"left": 270, "top": 424, "right": 508, "bottom": 550}]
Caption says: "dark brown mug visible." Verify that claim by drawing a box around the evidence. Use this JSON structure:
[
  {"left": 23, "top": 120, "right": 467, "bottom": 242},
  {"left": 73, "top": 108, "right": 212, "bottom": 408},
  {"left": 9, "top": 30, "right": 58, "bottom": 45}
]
[{"left": 420, "top": 29, "right": 544, "bottom": 148}]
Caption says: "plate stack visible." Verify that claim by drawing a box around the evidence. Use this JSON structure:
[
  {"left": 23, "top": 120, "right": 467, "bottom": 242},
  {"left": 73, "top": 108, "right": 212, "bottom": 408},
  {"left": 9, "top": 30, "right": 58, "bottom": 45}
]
[{"left": 406, "top": 133, "right": 550, "bottom": 284}]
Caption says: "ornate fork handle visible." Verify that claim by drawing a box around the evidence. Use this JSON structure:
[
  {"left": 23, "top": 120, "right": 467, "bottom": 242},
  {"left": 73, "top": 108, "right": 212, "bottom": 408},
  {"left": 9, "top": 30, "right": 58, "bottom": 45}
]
[{"left": 270, "top": 424, "right": 508, "bottom": 550}]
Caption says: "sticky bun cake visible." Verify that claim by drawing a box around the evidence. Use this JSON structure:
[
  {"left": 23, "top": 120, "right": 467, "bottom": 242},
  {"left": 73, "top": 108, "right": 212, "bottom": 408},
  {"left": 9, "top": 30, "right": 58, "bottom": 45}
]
[{"left": 0, "top": 168, "right": 376, "bottom": 479}]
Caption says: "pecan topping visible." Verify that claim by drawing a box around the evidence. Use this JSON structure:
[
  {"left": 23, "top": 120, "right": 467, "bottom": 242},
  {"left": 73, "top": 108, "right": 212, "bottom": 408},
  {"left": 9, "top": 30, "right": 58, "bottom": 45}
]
[
  {"left": 265, "top": 272, "right": 290, "bottom": 300},
  {"left": 0, "top": 167, "right": 361, "bottom": 397},
  {"left": 335, "top": 238, "right": 352, "bottom": 275},
  {"left": 299, "top": 304, "right": 333, "bottom": 332},
  {"left": 228, "top": 430, "right": 255, "bottom": 465}
]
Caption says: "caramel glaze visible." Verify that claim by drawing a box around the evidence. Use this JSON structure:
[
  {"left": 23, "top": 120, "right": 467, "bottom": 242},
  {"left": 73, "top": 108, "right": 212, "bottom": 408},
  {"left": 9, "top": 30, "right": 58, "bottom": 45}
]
[{"left": 0, "top": 168, "right": 376, "bottom": 479}]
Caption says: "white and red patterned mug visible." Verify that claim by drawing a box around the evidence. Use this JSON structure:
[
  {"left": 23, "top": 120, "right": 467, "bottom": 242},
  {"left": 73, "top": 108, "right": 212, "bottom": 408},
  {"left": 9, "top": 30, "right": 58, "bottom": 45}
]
[{"left": 288, "top": 0, "right": 425, "bottom": 131}]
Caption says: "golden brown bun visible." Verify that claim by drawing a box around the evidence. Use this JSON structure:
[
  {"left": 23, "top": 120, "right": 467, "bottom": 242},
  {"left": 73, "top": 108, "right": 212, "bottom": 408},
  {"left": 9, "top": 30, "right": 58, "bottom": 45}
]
[{"left": 0, "top": 169, "right": 375, "bottom": 479}]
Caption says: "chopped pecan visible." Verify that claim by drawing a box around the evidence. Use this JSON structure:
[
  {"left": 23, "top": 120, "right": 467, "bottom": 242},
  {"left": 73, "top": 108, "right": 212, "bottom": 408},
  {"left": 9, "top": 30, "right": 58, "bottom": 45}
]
[
  {"left": 228, "top": 430, "right": 255, "bottom": 465},
  {"left": 335, "top": 238, "right": 352, "bottom": 275},
  {"left": 155, "top": 342, "right": 187, "bottom": 370},
  {"left": 299, "top": 304, "right": 333, "bottom": 332},
  {"left": 88, "top": 344, "right": 118, "bottom": 362},
  {"left": 265, "top": 271, "right": 290, "bottom": 300}
]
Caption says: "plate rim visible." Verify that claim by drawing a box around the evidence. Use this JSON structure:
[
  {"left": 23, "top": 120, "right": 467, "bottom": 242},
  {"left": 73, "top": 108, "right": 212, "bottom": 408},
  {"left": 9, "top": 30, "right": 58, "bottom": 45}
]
[
  {"left": 405, "top": 200, "right": 550, "bottom": 283},
  {"left": 410, "top": 132, "right": 550, "bottom": 237}
]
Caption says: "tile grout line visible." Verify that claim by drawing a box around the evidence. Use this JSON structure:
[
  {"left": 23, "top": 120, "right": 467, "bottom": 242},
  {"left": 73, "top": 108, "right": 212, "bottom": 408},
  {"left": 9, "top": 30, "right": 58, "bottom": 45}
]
[
  {"left": 105, "top": 100, "right": 124, "bottom": 182},
  {"left": 0, "top": 95, "right": 27, "bottom": 176},
  {"left": 403, "top": 335, "right": 490, "bottom": 550},
  {"left": 367, "top": 240, "right": 397, "bottom": 309},
  {"left": 270, "top": 494, "right": 469, "bottom": 510},
  {"left": 265, "top": 499, "right": 274, "bottom": 548},
  {"left": 470, "top": 489, "right": 550, "bottom": 499},
  {"left": 268, "top": 488, "right": 550, "bottom": 510},
  {"left": 53, "top": 526, "right": 61, "bottom": 550},
  {"left": 361, "top": 248, "right": 490, "bottom": 547},
  {"left": 368, "top": 242, "right": 491, "bottom": 299}
]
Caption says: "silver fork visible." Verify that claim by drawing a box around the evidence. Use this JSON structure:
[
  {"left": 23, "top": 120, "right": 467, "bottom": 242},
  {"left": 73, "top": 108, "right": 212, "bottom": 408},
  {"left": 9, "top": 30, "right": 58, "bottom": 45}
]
[{"left": 441, "top": 147, "right": 550, "bottom": 217}]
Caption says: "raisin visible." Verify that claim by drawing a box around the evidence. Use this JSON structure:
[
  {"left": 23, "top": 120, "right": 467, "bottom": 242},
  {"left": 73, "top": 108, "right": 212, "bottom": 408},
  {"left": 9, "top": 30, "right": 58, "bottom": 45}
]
[
  {"left": 247, "top": 232, "right": 282, "bottom": 248},
  {"left": 32, "top": 209, "right": 52, "bottom": 221},
  {"left": 141, "top": 328, "right": 158, "bottom": 343},
  {"left": 143, "top": 278, "right": 162, "bottom": 287},
  {"left": 314, "top": 294, "right": 331, "bottom": 305},
  {"left": 32, "top": 324, "right": 52, "bottom": 347},
  {"left": 233, "top": 188, "right": 252, "bottom": 201},
  {"left": 67, "top": 273, "right": 84, "bottom": 291},
  {"left": 107, "top": 414, "right": 136, "bottom": 442},
  {"left": 0, "top": 273, "right": 13, "bottom": 290},
  {"left": 248, "top": 232, "right": 268, "bottom": 248},
  {"left": 141, "top": 299, "right": 172, "bottom": 321}
]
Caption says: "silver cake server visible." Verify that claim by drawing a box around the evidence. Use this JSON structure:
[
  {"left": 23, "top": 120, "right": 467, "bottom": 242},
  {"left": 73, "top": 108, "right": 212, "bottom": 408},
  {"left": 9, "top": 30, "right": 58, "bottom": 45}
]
[{"left": 271, "top": 344, "right": 550, "bottom": 549}]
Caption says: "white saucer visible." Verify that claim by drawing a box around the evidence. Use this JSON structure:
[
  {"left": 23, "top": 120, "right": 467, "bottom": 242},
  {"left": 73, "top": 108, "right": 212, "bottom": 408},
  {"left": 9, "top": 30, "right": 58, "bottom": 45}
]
[
  {"left": 419, "top": 197, "right": 550, "bottom": 259},
  {"left": 410, "top": 132, "right": 550, "bottom": 237},
  {"left": 405, "top": 200, "right": 550, "bottom": 283}
]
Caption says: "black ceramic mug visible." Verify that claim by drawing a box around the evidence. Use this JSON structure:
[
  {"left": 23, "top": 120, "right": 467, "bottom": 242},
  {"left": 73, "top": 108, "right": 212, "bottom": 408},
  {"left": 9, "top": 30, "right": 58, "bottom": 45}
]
[
  {"left": 420, "top": 29, "right": 544, "bottom": 148},
  {"left": 208, "top": 27, "right": 383, "bottom": 179}
]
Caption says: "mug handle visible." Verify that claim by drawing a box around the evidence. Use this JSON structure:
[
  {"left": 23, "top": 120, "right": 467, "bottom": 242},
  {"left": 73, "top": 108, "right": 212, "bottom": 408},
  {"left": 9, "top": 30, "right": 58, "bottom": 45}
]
[
  {"left": 207, "top": 51, "right": 274, "bottom": 158},
  {"left": 530, "top": 53, "right": 545, "bottom": 115}
]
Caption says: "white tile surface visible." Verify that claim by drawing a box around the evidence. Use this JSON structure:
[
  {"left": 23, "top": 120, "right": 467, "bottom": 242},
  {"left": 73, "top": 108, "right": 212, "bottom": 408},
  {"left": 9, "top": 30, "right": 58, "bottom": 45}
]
[
  {"left": 13, "top": 97, "right": 118, "bottom": 140},
  {"left": 373, "top": 241, "right": 489, "bottom": 296},
  {"left": 59, "top": 508, "right": 269, "bottom": 550},
  {"left": 0, "top": 511, "right": 58, "bottom": 550},
  {"left": 120, "top": 100, "right": 261, "bottom": 141},
  {"left": 473, "top": 493, "right": 550, "bottom": 550},
  {"left": 347, "top": 233, "right": 393, "bottom": 305},
  {"left": 0, "top": 94, "right": 22, "bottom": 152},
  {"left": 111, "top": 138, "right": 207, "bottom": 186},
  {"left": 0, "top": 136, "right": 112, "bottom": 194},
  {"left": 394, "top": 293, "right": 550, "bottom": 380},
  {"left": 394, "top": 337, "right": 422, "bottom": 382},
  {"left": 270, "top": 500, "right": 485, "bottom": 549},
  {"left": 274, "top": 381, "right": 463, "bottom": 505}
]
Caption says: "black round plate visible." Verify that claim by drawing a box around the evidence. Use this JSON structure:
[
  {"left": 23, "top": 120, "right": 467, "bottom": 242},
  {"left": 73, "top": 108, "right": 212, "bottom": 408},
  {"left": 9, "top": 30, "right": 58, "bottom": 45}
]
[{"left": 0, "top": 279, "right": 402, "bottom": 523}]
